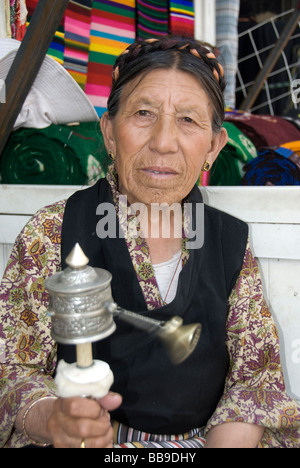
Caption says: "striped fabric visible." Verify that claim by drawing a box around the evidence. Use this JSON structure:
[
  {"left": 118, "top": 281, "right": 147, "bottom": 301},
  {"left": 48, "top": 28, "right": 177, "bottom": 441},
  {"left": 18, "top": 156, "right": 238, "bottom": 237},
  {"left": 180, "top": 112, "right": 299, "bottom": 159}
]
[
  {"left": 114, "top": 437, "right": 205, "bottom": 448},
  {"left": 136, "top": 0, "right": 169, "bottom": 40},
  {"left": 63, "top": 0, "right": 92, "bottom": 89},
  {"left": 169, "top": 0, "right": 194, "bottom": 38},
  {"left": 112, "top": 421, "right": 206, "bottom": 448},
  {"left": 85, "top": 0, "right": 136, "bottom": 116},
  {"left": 24, "top": 1, "right": 197, "bottom": 114},
  {"left": 216, "top": 0, "right": 240, "bottom": 108},
  {"left": 26, "top": 0, "right": 65, "bottom": 65}
]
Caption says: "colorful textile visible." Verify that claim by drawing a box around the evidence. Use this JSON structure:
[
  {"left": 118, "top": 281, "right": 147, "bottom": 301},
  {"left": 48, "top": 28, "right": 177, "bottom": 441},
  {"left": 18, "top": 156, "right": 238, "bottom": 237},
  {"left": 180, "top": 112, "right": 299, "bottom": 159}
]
[
  {"left": 225, "top": 110, "right": 300, "bottom": 149},
  {"left": 242, "top": 147, "right": 300, "bottom": 186},
  {"left": 85, "top": 0, "right": 136, "bottom": 116},
  {"left": 136, "top": 0, "right": 169, "bottom": 40},
  {"left": 112, "top": 421, "right": 205, "bottom": 448},
  {"left": 281, "top": 141, "right": 300, "bottom": 159},
  {"left": 209, "top": 121, "right": 257, "bottom": 186},
  {"left": 10, "top": 0, "right": 27, "bottom": 40},
  {"left": 0, "top": 123, "right": 109, "bottom": 185},
  {"left": 1, "top": 165, "right": 300, "bottom": 448},
  {"left": 63, "top": 0, "right": 92, "bottom": 89},
  {"left": 169, "top": 1, "right": 194, "bottom": 38},
  {"left": 26, "top": 0, "right": 65, "bottom": 65},
  {"left": 216, "top": 0, "right": 240, "bottom": 108}
]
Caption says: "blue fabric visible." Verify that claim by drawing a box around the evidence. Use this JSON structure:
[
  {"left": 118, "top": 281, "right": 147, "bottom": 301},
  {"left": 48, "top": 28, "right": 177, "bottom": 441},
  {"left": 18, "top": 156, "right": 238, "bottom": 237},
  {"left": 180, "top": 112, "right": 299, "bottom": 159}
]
[{"left": 242, "top": 150, "right": 300, "bottom": 186}]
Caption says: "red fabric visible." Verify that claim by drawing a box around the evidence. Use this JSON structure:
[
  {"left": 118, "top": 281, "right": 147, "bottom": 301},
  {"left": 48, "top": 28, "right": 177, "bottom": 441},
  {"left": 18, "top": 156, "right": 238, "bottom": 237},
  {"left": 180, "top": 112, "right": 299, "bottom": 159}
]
[{"left": 225, "top": 112, "right": 300, "bottom": 149}]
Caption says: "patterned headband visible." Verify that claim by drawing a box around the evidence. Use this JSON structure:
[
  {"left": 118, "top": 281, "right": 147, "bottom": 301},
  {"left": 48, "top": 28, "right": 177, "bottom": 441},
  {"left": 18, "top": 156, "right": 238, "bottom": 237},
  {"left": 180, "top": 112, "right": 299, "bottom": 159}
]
[{"left": 112, "top": 37, "right": 225, "bottom": 89}]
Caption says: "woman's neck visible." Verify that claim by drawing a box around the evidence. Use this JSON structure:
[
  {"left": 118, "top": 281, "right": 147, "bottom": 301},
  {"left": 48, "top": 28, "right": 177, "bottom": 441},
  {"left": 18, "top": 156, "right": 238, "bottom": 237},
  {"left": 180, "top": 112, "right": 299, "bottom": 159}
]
[
  {"left": 141, "top": 205, "right": 183, "bottom": 264},
  {"left": 146, "top": 237, "right": 182, "bottom": 265}
]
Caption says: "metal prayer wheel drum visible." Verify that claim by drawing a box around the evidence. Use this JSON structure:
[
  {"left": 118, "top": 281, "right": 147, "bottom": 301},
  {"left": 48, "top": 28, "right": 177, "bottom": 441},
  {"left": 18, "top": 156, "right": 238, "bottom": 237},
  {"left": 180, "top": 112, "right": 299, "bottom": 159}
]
[
  {"left": 46, "top": 243, "right": 202, "bottom": 365},
  {"left": 46, "top": 244, "right": 116, "bottom": 345}
]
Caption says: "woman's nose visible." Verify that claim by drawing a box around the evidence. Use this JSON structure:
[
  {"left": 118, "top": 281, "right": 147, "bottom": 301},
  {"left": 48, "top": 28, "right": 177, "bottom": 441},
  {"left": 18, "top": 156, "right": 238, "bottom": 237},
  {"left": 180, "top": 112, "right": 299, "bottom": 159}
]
[{"left": 149, "top": 115, "right": 179, "bottom": 155}]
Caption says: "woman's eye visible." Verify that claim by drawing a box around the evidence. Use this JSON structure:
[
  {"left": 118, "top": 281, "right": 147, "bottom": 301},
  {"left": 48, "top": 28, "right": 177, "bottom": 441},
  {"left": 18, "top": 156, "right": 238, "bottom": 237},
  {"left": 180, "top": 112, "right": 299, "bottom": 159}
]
[
  {"left": 182, "top": 116, "right": 195, "bottom": 124},
  {"left": 137, "top": 110, "right": 151, "bottom": 117}
]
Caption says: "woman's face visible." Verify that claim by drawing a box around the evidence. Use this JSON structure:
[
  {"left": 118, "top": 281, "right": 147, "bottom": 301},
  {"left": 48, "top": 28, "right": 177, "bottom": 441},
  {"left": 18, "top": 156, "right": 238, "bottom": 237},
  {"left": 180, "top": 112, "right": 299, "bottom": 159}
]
[{"left": 101, "top": 68, "right": 227, "bottom": 206}]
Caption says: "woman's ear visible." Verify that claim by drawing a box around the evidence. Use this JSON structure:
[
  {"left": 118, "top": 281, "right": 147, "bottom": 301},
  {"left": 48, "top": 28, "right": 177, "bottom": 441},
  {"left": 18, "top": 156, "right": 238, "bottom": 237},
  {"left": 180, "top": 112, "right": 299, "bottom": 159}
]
[
  {"left": 100, "top": 112, "right": 116, "bottom": 153},
  {"left": 206, "top": 127, "right": 228, "bottom": 166}
]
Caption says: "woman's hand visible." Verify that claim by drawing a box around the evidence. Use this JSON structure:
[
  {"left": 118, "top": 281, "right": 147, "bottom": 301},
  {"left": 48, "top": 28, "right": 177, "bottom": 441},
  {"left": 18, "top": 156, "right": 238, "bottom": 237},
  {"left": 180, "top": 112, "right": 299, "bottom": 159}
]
[
  {"left": 16, "top": 392, "right": 122, "bottom": 448},
  {"left": 48, "top": 393, "right": 122, "bottom": 448}
]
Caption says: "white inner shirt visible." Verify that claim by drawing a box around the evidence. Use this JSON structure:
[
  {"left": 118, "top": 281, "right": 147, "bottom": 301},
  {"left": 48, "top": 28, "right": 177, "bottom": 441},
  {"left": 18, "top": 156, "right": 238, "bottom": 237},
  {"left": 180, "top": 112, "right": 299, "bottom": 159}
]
[{"left": 152, "top": 250, "right": 182, "bottom": 304}]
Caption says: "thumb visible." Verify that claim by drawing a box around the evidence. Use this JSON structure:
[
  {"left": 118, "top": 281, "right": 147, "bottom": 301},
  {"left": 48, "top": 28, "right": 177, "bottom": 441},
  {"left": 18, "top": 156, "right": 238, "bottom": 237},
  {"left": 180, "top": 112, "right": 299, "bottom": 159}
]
[{"left": 98, "top": 392, "right": 122, "bottom": 411}]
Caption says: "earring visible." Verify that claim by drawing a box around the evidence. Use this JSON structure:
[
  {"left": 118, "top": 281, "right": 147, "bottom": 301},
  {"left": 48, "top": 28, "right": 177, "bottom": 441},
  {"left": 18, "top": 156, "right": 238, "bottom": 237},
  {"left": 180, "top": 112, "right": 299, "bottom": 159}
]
[
  {"left": 108, "top": 150, "right": 115, "bottom": 161},
  {"left": 202, "top": 161, "right": 211, "bottom": 172}
]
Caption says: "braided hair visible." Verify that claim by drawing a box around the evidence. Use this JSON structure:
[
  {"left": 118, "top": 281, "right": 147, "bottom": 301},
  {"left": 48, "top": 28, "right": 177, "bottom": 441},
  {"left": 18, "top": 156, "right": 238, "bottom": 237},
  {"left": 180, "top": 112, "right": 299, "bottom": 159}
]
[{"left": 107, "top": 37, "right": 226, "bottom": 134}]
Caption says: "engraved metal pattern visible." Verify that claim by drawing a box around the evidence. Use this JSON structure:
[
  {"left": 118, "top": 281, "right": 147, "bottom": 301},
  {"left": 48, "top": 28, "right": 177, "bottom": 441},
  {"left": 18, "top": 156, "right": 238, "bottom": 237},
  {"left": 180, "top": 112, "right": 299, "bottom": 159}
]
[{"left": 46, "top": 244, "right": 117, "bottom": 345}]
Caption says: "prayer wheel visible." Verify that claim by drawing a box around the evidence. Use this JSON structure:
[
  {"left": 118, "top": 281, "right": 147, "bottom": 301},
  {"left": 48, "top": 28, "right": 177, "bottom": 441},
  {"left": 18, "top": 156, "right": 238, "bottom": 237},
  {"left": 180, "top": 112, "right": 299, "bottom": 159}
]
[{"left": 46, "top": 244, "right": 202, "bottom": 398}]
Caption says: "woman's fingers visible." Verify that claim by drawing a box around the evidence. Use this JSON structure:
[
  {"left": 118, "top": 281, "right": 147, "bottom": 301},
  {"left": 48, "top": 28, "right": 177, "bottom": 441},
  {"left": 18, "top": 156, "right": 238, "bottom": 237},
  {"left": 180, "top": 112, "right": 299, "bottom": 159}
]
[
  {"left": 97, "top": 392, "right": 123, "bottom": 412},
  {"left": 47, "top": 396, "right": 119, "bottom": 448}
]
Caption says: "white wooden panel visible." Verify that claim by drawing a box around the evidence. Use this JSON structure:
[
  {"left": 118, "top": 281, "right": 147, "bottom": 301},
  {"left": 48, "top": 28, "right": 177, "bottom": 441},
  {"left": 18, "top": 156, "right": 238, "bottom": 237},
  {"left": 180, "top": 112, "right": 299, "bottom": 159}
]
[
  {"left": 0, "top": 244, "right": 13, "bottom": 281},
  {"left": 200, "top": 186, "right": 300, "bottom": 224},
  {"left": 0, "top": 185, "right": 82, "bottom": 215},
  {"left": 0, "top": 215, "right": 31, "bottom": 244},
  {"left": 1, "top": 185, "right": 300, "bottom": 222},
  {"left": 249, "top": 223, "right": 300, "bottom": 260}
]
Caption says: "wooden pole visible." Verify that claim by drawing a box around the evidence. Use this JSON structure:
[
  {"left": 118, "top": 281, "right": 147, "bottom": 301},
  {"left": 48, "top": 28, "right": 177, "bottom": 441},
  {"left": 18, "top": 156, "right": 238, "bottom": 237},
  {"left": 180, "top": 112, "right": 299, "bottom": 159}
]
[
  {"left": 0, "top": 0, "right": 70, "bottom": 157},
  {"left": 76, "top": 343, "right": 94, "bottom": 369}
]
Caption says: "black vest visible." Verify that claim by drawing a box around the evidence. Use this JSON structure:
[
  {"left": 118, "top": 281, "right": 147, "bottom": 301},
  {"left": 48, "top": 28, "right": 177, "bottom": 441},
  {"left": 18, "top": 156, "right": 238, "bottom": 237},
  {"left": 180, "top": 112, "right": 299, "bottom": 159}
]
[{"left": 59, "top": 179, "right": 248, "bottom": 434}]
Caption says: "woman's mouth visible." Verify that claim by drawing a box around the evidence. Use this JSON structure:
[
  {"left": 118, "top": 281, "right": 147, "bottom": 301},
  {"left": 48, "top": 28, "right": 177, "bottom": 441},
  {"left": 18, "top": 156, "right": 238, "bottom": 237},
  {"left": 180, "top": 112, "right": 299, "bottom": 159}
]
[{"left": 142, "top": 167, "right": 178, "bottom": 177}]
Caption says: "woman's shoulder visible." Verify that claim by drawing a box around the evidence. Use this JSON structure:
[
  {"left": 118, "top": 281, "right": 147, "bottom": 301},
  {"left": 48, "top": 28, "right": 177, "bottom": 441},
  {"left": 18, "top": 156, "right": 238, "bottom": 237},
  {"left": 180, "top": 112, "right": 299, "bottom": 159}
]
[
  {"left": 24, "top": 199, "right": 66, "bottom": 232},
  {"left": 15, "top": 200, "right": 67, "bottom": 253}
]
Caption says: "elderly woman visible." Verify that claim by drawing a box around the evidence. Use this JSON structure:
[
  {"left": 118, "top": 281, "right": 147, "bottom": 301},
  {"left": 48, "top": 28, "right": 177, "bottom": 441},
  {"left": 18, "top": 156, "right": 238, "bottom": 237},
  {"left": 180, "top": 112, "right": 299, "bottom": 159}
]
[{"left": 0, "top": 38, "right": 300, "bottom": 449}]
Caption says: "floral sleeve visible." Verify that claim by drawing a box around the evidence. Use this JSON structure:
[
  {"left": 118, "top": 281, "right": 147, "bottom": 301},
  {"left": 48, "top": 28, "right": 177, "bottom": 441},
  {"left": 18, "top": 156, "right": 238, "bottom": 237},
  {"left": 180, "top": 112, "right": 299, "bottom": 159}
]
[
  {"left": 0, "top": 202, "right": 65, "bottom": 448},
  {"left": 205, "top": 241, "right": 300, "bottom": 448}
]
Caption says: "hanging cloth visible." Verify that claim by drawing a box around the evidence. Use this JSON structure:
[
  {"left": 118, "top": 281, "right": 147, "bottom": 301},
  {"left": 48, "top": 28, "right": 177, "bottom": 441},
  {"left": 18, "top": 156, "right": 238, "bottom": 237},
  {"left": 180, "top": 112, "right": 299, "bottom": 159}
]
[
  {"left": 0, "top": 0, "right": 11, "bottom": 38},
  {"left": 136, "top": 0, "right": 169, "bottom": 39},
  {"left": 63, "top": 0, "right": 93, "bottom": 90},
  {"left": 216, "top": 0, "right": 240, "bottom": 108},
  {"left": 169, "top": 0, "right": 194, "bottom": 38},
  {"left": 14, "top": 0, "right": 27, "bottom": 40},
  {"left": 26, "top": 0, "right": 65, "bottom": 64},
  {"left": 85, "top": 0, "right": 136, "bottom": 116}
]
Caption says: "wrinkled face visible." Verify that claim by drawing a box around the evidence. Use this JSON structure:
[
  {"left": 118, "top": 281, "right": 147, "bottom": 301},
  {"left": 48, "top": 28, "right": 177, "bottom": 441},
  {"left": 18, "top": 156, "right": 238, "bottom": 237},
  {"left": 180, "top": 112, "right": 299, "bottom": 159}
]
[{"left": 101, "top": 69, "right": 227, "bottom": 206}]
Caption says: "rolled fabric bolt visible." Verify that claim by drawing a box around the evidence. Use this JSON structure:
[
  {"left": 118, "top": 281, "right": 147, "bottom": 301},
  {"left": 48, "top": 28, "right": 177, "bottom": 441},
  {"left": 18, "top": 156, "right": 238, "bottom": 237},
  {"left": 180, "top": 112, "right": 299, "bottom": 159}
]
[{"left": 55, "top": 360, "right": 114, "bottom": 398}]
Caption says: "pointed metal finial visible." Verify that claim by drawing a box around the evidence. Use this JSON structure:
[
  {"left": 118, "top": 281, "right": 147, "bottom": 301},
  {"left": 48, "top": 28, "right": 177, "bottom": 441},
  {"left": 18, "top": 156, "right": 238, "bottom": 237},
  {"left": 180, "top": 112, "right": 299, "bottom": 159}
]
[{"left": 65, "top": 243, "right": 89, "bottom": 269}]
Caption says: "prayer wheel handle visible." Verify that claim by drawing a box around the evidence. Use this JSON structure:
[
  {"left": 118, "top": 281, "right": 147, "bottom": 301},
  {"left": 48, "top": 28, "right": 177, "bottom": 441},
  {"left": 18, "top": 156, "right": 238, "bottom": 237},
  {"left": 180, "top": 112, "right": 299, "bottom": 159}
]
[{"left": 110, "top": 304, "right": 202, "bottom": 365}]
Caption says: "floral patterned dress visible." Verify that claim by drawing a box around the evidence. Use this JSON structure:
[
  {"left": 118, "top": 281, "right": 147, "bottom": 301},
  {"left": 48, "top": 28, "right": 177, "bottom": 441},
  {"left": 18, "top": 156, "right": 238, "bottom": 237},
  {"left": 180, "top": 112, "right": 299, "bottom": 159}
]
[{"left": 1, "top": 167, "right": 300, "bottom": 448}]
